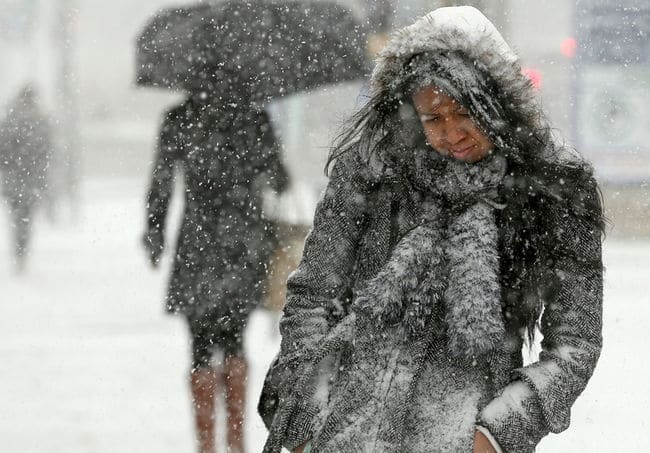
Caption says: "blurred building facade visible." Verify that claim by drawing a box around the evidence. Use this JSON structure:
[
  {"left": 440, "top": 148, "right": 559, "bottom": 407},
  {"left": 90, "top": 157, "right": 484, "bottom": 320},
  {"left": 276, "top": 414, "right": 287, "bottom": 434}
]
[{"left": 0, "top": 0, "right": 646, "bottom": 234}]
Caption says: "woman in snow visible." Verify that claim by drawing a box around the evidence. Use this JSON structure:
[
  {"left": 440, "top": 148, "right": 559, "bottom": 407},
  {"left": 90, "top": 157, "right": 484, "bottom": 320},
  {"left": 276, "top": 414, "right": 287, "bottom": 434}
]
[
  {"left": 259, "top": 6, "right": 604, "bottom": 453},
  {"left": 143, "top": 67, "right": 289, "bottom": 453}
]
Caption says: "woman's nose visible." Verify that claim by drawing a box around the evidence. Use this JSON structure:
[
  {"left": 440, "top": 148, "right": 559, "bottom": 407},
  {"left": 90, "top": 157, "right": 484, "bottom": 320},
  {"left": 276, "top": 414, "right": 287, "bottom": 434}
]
[{"left": 444, "top": 120, "right": 466, "bottom": 145}]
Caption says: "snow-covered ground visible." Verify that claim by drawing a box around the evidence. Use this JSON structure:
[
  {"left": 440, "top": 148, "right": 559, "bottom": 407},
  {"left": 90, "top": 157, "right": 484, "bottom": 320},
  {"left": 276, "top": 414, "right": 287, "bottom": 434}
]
[{"left": 0, "top": 178, "right": 647, "bottom": 453}]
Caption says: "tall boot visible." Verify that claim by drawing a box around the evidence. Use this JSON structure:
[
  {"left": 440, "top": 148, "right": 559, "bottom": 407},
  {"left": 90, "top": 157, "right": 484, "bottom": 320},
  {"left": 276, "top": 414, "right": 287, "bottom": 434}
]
[
  {"left": 224, "top": 355, "right": 248, "bottom": 453},
  {"left": 190, "top": 367, "right": 220, "bottom": 453}
]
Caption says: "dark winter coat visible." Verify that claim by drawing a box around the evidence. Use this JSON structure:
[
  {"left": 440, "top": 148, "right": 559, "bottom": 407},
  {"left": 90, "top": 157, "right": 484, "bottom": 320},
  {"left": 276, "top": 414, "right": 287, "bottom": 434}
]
[
  {"left": 146, "top": 97, "right": 289, "bottom": 320},
  {"left": 0, "top": 88, "right": 51, "bottom": 206},
  {"left": 260, "top": 7, "right": 603, "bottom": 453}
]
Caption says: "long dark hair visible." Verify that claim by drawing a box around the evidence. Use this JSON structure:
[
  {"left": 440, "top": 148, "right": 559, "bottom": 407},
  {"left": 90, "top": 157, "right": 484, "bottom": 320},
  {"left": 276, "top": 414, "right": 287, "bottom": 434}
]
[{"left": 326, "top": 50, "right": 605, "bottom": 340}]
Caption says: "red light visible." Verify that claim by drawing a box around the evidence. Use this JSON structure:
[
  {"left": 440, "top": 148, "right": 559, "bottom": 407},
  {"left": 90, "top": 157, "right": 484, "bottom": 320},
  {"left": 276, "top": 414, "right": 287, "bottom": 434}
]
[
  {"left": 522, "top": 67, "right": 542, "bottom": 90},
  {"left": 560, "top": 37, "right": 577, "bottom": 58}
]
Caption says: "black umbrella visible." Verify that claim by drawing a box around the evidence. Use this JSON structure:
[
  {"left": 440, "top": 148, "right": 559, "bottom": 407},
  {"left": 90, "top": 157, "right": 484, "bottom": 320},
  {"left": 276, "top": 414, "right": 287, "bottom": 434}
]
[{"left": 136, "top": 1, "right": 368, "bottom": 99}]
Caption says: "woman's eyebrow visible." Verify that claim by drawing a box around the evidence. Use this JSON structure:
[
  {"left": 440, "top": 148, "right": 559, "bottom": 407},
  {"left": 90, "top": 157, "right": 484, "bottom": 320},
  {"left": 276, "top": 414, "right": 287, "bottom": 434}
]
[{"left": 416, "top": 103, "right": 441, "bottom": 114}]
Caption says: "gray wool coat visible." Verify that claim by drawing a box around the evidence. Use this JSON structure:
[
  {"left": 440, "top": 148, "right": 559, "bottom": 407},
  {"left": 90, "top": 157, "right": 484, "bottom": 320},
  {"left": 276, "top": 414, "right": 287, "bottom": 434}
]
[{"left": 260, "top": 7, "right": 603, "bottom": 453}]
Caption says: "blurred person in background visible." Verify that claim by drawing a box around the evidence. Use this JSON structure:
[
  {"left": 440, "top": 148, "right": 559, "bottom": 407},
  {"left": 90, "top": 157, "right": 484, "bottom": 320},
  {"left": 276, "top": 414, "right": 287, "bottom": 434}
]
[
  {"left": 142, "top": 66, "right": 289, "bottom": 453},
  {"left": 0, "top": 83, "right": 52, "bottom": 273}
]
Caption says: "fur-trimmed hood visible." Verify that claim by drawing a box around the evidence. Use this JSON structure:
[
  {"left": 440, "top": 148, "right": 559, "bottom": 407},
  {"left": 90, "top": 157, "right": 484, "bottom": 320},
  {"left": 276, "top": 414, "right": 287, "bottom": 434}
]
[
  {"left": 356, "top": 6, "right": 593, "bottom": 205},
  {"left": 371, "top": 6, "right": 518, "bottom": 94},
  {"left": 370, "top": 7, "right": 544, "bottom": 155}
]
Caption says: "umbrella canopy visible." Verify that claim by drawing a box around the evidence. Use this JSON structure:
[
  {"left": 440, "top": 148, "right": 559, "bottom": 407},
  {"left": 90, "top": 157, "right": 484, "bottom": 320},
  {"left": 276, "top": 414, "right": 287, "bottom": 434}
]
[{"left": 136, "top": 1, "right": 368, "bottom": 99}]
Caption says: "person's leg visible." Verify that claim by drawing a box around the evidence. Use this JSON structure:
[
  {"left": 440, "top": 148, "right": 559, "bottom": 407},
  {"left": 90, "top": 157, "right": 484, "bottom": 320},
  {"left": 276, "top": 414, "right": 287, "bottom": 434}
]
[
  {"left": 222, "top": 327, "right": 248, "bottom": 453},
  {"left": 190, "top": 366, "right": 219, "bottom": 453},
  {"left": 189, "top": 318, "right": 219, "bottom": 453},
  {"left": 9, "top": 200, "right": 31, "bottom": 272}
]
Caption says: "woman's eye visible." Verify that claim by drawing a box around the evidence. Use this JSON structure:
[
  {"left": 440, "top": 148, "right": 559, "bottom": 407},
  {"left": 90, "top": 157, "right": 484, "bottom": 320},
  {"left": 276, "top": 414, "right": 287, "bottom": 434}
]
[{"left": 419, "top": 114, "right": 439, "bottom": 123}]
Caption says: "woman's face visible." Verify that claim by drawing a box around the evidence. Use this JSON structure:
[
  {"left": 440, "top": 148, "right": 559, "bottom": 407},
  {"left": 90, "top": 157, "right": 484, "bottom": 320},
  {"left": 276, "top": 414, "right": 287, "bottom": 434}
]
[{"left": 412, "top": 85, "right": 494, "bottom": 163}]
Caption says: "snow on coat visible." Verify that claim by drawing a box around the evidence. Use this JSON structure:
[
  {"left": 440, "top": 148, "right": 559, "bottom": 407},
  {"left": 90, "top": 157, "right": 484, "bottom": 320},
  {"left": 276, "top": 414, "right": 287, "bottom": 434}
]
[
  {"left": 260, "top": 6, "right": 603, "bottom": 453},
  {"left": 145, "top": 96, "right": 289, "bottom": 322}
]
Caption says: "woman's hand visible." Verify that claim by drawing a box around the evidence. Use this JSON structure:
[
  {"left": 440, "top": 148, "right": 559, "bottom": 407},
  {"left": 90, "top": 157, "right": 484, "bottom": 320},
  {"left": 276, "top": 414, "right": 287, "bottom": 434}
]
[
  {"left": 473, "top": 429, "right": 497, "bottom": 453},
  {"left": 142, "top": 230, "right": 164, "bottom": 268},
  {"left": 294, "top": 442, "right": 309, "bottom": 453}
]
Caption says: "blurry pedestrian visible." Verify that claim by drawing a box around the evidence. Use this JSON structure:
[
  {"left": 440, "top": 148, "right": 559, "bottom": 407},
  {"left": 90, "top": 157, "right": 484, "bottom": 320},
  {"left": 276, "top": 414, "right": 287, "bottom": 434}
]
[
  {"left": 143, "top": 68, "right": 289, "bottom": 453},
  {"left": 0, "top": 84, "right": 52, "bottom": 273},
  {"left": 260, "top": 6, "right": 604, "bottom": 453}
]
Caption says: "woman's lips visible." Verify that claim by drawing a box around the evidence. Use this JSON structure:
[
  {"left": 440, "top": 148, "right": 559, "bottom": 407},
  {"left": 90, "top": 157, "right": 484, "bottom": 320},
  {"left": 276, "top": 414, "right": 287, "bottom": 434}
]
[{"left": 450, "top": 145, "right": 474, "bottom": 159}]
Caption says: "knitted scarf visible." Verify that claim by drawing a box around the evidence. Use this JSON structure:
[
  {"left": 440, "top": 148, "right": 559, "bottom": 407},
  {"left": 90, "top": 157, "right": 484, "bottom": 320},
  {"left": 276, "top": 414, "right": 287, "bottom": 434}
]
[{"left": 354, "top": 150, "right": 507, "bottom": 359}]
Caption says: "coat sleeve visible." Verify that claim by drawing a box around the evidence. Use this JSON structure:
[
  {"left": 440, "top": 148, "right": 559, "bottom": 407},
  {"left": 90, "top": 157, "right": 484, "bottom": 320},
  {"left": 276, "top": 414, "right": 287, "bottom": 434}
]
[
  {"left": 259, "top": 154, "right": 371, "bottom": 449},
  {"left": 250, "top": 111, "right": 289, "bottom": 194},
  {"left": 145, "top": 111, "right": 179, "bottom": 235},
  {"left": 477, "top": 180, "right": 603, "bottom": 452}
]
